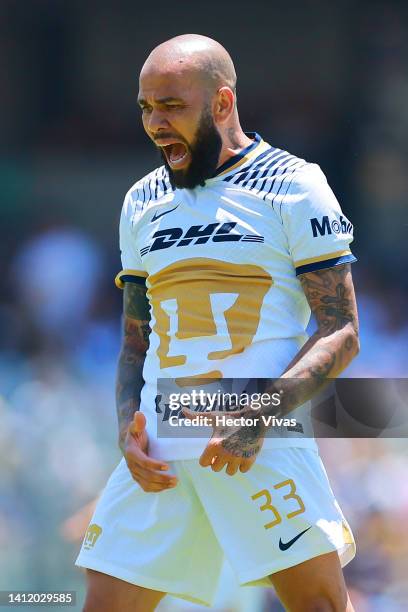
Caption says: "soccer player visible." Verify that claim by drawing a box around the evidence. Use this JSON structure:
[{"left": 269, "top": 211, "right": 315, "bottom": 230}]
[{"left": 76, "top": 34, "right": 359, "bottom": 611}]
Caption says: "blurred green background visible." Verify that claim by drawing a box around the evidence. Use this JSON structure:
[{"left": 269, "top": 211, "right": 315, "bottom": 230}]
[{"left": 1, "top": 1, "right": 408, "bottom": 610}]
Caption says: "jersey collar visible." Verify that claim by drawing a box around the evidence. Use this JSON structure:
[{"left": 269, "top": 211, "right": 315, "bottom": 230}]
[{"left": 212, "top": 132, "right": 264, "bottom": 178}]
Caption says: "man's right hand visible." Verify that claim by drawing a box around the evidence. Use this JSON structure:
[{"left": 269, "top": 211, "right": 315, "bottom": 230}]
[{"left": 123, "top": 412, "right": 178, "bottom": 492}]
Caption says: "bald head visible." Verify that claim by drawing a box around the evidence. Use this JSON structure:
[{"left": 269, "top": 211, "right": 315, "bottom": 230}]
[
  {"left": 137, "top": 34, "right": 251, "bottom": 189},
  {"left": 141, "top": 34, "right": 237, "bottom": 93}
]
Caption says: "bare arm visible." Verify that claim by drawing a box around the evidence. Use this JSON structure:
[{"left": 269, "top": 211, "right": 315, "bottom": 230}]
[{"left": 116, "top": 281, "right": 150, "bottom": 452}]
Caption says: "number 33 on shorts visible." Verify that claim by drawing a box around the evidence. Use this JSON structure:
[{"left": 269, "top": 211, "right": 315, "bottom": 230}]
[{"left": 251, "top": 478, "right": 306, "bottom": 529}]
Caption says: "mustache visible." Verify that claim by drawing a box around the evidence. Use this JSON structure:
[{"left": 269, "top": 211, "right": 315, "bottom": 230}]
[{"left": 153, "top": 134, "right": 188, "bottom": 144}]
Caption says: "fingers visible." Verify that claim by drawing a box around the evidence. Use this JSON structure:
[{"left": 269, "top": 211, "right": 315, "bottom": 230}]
[
  {"left": 225, "top": 457, "right": 241, "bottom": 476},
  {"left": 131, "top": 475, "right": 174, "bottom": 492},
  {"left": 127, "top": 462, "right": 177, "bottom": 487},
  {"left": 210, "top": 454, "right": 250, "bottom": 475},
  {"left": 210, "top": 456, "right": 227, "bottom": 472},
  {"left": 127, "top": 463, "right": 177, "bottom": 492},
  {"left": 133, "top": 453, "right": 169, "bottom": 472},
  {"left": 129, "top": 411, "right": 146, "bottom": 435},
  {"left": 199, "top": 444, "right": 216, "bottom": 468},
  {"left": 134, "top": 478, "right": 177, "bottom": 493},
  {"left": 126, "top": 423, "right": 167, "bottom": 474},
  {"left": 124, "top": 442, "right": 177, "bottom": 492},
  {"left": 199, "top": 445, "right": 252, "bottom": 476},
  {"left": 239, "top": 457, "right": 256, "bottom": 473}
]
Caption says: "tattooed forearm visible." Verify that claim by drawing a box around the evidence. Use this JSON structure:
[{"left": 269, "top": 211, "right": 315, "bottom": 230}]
[
  {"left": 116, "top": 282, "right": 151, "bottom": 451},
  {"left": 264, "top": 264, "right": 359, "bottom": 418},
  {"left": 195, "top": 266, "right": 359, "bottom": 456},
  {"left": 299, "top": 264, "right": 358, "bottom": 334}
]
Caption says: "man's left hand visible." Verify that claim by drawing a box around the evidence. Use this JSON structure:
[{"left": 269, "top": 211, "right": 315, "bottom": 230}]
[{"left": 182, "top": 405, "right": 266, "bottom": 475}]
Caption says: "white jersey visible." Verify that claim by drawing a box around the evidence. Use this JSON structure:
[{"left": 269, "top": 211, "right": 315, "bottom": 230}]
[{"left": 116, "top": 133, "right": 356, "bottom": 460}]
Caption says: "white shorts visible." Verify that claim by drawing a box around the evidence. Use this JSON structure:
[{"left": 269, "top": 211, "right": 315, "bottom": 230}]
[{"left": 75, "top": 448, "right": 355, "bottom": 607}]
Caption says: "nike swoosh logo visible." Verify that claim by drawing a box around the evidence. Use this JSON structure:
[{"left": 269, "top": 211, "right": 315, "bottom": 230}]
[
  {"left": 279, "top": 526, "right": 312, "bottom": 551},
  {"left": 151, "top": 205, "right": 179, "bottom": 222}
]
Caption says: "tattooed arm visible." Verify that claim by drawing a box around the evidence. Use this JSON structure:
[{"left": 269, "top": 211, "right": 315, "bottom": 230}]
[
  {"left": 265, "top": 263, "right": 360, "bottom": 416},
  {"left": 116, "top": 282, "right": 150, "bottom": 452},
  {"left": 117, "top": 282, "right": 177, "bottom": 491},
  {"left": 193, "top": 264, "right": 359, "bottom": 476}
]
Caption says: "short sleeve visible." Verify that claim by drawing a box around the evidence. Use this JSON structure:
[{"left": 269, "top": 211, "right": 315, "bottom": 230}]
[
  {"left": 281, "top": 164, "right": 357, "bottom": 276},
  {"left": 114, "top": 191, "right": 147, "bottom": 289}
]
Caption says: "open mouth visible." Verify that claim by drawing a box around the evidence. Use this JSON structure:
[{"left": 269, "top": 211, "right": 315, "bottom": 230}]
[{"left": 158, "top": 141, "right": 190, "bottom": 169}]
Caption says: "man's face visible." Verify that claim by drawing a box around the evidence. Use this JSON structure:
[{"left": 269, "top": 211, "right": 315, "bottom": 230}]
[{"left": 138, "top": 69, "right": 222, "bottom": 189}]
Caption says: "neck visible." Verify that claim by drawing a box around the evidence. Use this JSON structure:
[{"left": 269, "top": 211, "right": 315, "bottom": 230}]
[{"left": 217, "top": 126, "right": 254, "bottom": 168}]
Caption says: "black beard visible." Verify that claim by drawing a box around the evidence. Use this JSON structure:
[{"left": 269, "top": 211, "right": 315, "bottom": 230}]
[{"left": 159, "top": 110, "right": 222, "bottom": 190}]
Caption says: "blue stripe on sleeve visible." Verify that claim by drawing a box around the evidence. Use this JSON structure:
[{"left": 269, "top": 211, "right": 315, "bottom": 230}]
[
  {"left": 295, "top": 253, "right": 357, "bottom": 276},
  {"left": 120, "top": 275, "right": 146, "bottom": 285}
]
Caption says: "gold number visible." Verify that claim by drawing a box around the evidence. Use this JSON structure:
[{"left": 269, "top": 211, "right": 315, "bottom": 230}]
[
  {"left": 251, "top": 489, "right": 282, "bottom": 530},
  {"left": 148, "top": 258, "right": 273, "bottom": 374},
  {"left": 251, "top": 479, "right": 306, "bottom": 529},
  {"left": 274, "top": 478, "right": 306, "bottom": 519}
]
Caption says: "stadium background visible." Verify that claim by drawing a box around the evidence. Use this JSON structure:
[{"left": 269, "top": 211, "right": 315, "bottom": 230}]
[{"left": 1, "top": 0, "right": 408, "bottom": 610}]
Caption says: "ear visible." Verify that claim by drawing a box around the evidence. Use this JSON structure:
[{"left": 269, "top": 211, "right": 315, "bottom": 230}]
[{"left": 213, "top": 87, "right": 235, "bottom": 124}]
